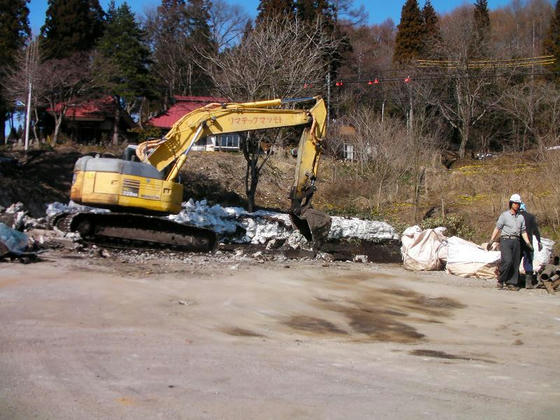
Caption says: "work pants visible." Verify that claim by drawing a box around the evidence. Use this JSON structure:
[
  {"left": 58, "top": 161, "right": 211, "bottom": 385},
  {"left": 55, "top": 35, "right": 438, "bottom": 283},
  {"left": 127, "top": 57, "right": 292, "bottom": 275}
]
[
  {"left": 521, "top": 244, "right": 534, "bottom": 274},
  {"left": 498, "top": 238, "right": 521, "bottom": 286}
]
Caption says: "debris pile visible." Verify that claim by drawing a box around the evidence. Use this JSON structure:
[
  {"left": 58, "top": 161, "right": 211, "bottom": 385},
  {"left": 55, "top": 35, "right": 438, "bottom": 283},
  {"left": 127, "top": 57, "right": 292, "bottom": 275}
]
[
  {"left": 0, "top": 202, "right": 48, "bottom": 231},
  {"left": 169, "top": 199, "right": 399, "bottom": 246},
  {"left": 44, "top": 199, "right": 400, "bottom": 262}
]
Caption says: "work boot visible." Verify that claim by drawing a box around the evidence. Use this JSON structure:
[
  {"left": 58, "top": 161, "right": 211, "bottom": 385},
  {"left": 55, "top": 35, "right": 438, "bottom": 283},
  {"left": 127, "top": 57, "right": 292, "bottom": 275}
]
[{"left": 525, "top": 272, "right": 535, "bottom": 289}]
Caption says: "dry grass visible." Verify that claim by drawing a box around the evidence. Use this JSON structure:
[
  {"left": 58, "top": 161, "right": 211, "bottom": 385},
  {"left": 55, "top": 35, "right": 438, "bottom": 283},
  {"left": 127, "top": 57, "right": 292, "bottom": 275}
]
[{"left": 316, "top": 150, "right": 559, "bottom": 253}]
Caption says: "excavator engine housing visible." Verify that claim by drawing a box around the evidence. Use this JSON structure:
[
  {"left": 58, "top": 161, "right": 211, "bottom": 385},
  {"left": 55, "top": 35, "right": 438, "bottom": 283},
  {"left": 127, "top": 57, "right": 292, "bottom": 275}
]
[{"left": 71, "top": 156, "right": 183, "bottom": 214}]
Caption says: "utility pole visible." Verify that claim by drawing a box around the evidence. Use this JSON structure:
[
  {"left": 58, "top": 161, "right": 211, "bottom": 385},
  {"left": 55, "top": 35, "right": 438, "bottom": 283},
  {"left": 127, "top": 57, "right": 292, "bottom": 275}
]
[
  {"left": 24, "top": 80, "right": 32, "bottom": 152},
  {"left": 326, "top": 70, "right": 331, "bottom": 129},
  {"left": 24, "top": 44, "right": 33, "bottom": 152}
]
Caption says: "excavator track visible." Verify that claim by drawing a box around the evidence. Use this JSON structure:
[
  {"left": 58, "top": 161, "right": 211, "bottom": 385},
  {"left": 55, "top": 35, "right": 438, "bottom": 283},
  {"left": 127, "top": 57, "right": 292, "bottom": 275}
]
[{"left": 51, "top": 212, "right": 217, "bottom": 252}]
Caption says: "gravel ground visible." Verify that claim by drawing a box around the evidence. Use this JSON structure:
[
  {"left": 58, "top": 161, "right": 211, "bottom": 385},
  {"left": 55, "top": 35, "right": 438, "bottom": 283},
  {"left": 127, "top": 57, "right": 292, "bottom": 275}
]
[{"left": 1, "top": 244, "right": 560, "bottom": 419}]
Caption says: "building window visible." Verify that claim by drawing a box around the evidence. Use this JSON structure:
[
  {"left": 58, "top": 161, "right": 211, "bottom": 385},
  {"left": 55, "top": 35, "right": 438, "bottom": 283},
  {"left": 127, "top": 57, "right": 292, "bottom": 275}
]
[{"left": 216, "top": 134, "right": 240, "bottom": 150}]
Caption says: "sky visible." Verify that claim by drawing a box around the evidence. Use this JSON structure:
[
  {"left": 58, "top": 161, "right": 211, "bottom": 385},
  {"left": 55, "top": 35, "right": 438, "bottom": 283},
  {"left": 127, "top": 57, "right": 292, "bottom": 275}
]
[{"left": 27, "top": 0, "right": 520, "bottom": 36}]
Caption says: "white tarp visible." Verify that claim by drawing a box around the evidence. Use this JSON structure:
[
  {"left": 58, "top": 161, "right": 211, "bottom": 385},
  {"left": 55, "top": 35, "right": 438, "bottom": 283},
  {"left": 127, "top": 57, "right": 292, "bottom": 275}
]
[
  {"left": 521, "top": 236, "right": 555, "bottom": 274},
  {"left": 446, "top": 236, "right": 500, "bottom": 279},
  {"left": 401, "top": 226, "right": 448, "bottom": 271}
]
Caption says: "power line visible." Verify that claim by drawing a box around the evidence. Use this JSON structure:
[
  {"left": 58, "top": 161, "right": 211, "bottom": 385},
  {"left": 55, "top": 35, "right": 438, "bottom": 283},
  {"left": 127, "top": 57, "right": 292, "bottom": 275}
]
[{"left": 417, "top": 55, "right": 555, "bottom": 69}]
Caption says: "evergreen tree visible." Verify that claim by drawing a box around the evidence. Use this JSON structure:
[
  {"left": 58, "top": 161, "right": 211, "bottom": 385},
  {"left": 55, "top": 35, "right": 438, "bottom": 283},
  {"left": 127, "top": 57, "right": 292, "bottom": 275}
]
[
  {"left": 295, "top": 0, "right": 316, "bottom": 22},
  {"left": 40, "top": 0, "right": 104, "bottom": 59},
  {"left": 422, "top": 0, "right": 441, "bottom": 57},
  {"left": 0, "top": 0, "right": 30, "bottom": 68},
  {"left": 544, "top": 0, "right": 560, "bottom": 79},
  {"left": 95, "top": 1, "right": 154, "bottom": 143},
  {"left": 184, "top": 0, "right": 216, "bottom": 94},
  {"left": 472, "top": 0, "right": 490, "bottom": 57},
  {"left": 0, "top": 0, "right": 30, "bottom": 142},
  {"left": 146, "top": 0, "right": 189, "bottom": 101},
  {"left": 240, "top": 19, "right": 254, "bottom": 44},
  {"left": 393, "top": 0, "right": 424, "bottom": 65},
  {"left": 256, "top": 0, "right": 295, "bottom": 24},
  {"left": 295, "top": 0, "right": 335, "bottom": 25},
  {"left": 147, "top": 0, "right": 215, "bottom": 98},
  {"left": 96, "top": 1, "right": 152, "bottom": 109}
]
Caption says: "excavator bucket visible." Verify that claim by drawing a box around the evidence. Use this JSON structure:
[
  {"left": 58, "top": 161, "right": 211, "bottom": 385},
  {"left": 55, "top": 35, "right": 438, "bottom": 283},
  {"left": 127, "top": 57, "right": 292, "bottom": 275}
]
[{"left": 290, "top": 208, "right": 332, "bottom": 249}]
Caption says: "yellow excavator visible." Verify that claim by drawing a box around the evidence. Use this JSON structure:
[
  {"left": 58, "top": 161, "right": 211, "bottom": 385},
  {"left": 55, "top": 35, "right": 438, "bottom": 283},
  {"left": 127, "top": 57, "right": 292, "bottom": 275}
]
[{"left": 54, "top": 96, "right": 331, "bottom": 251}]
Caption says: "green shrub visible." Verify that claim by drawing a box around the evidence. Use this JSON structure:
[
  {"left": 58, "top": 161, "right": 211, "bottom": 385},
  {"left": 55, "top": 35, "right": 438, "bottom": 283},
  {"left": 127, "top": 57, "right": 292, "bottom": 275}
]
[{"left": 421, "top": 214, "right": 475, "bottom": 240}]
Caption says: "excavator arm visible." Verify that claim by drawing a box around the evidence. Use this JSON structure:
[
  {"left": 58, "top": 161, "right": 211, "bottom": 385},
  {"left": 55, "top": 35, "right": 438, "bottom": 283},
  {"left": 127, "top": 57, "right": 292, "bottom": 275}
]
[{"left": 138, "top": 97, "right": 324, "bottom": 178}]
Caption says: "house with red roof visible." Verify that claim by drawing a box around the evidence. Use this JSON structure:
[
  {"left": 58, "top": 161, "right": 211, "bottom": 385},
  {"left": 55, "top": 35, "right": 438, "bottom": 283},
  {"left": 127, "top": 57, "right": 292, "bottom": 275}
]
[
  {"left": 147, "top": 95, "right": 241, "bottom": 152},
  {"left": 46, "top": 96, "right": 136, "bottom": 143}
]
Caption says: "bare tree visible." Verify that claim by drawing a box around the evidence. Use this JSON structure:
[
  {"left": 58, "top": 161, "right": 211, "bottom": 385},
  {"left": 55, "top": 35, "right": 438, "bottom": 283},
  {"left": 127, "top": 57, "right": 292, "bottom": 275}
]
[
  {"left": 498, "top": 80, "right": 560, "bottom": 156},
  {"left": 201, "top": 16, "right": 338, "bottom": 101},
  {"left": 198, "top": 16, "right": 340, "bottom": 211},
  {"left": 208, "top": 0, "right": 250, "bottom": 51},
  {"left": 419, "top": 6, "right": 514, "bottom": 158},
  {"left": 491, "top": 0, "right": 553, "bottom": 58},
  {"left": 331, "top": 106, "right": 436, "bottom": 219},
  {"left": 37, "top": 53, "right": 93, "bottom": 144}
]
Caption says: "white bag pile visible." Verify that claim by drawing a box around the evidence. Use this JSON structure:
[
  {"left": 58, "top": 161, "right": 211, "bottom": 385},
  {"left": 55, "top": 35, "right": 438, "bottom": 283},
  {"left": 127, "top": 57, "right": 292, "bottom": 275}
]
[
  {"left": 446, "top": 236, "right": 500, "bottom": 279},
  {"left": 401, "top": 226, "right": 448, "bottom": 271},
  {"left": 400, "top": 226, "right": 555, "bottom": 280}
]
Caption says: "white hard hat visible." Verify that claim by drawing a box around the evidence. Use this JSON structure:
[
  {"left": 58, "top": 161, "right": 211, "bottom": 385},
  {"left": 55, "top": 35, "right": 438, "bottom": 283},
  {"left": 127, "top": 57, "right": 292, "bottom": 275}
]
[{"left": 509, "top": 193, "right": 522, "bottom": 203}]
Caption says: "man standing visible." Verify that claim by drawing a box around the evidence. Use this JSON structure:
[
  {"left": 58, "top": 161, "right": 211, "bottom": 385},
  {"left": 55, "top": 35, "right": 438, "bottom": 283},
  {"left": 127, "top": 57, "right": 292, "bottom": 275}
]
[
  {"left": 519, "top": 203, "right": 542, "bottom": 289},
  {"left": 488, "top": 194, "right": 534, "bottom": 290}
]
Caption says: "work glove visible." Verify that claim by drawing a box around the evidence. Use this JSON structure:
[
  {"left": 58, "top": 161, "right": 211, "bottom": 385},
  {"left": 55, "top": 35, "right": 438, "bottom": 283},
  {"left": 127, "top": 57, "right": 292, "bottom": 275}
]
[
  {"left": 538, "top": 242, "right": 543, "bottom": 252},
  {"left": 486, "top": 242, "right": 493, "bottom": 251}
]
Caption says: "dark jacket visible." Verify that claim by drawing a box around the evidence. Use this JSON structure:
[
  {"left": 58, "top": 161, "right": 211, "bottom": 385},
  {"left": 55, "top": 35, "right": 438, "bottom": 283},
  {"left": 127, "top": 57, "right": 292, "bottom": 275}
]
[{"left": 520, "top": 210, "right": 541, "bottom": 244}]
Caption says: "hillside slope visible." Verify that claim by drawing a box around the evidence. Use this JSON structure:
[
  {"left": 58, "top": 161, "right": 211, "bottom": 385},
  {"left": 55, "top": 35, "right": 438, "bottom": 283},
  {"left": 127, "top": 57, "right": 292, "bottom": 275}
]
[{"left": 1, "top": 146, "right": 558, "bottom": 251}]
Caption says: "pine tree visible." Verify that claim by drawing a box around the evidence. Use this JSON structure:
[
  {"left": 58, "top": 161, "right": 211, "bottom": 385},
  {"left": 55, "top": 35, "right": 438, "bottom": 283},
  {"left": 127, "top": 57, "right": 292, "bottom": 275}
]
[
  {"left": 422, "top": 0, "right": 441, "bottom": 57},
  {"left": 40, "top": 0, "right": 105, "bottom": 59},
  {"left": 256, "top": 0, "right": 295, "bottom": 24},
  {"left": 544, "top": 0, "right": 560, "bottom": 79},
  {"left": 0, "top": 0, "right": 30, "bottom": 142},
  {"left": 293, "top": 0, "right": 348, "bottom": 100},
  {"left": 393, "top": 0, "right": 424, "bottom": 65},
  {"left": 472, "top": 0, "right": 490, "bottom": 57},
  {"left": 149, "top": 0, "right": 189, "bottom": 100}
]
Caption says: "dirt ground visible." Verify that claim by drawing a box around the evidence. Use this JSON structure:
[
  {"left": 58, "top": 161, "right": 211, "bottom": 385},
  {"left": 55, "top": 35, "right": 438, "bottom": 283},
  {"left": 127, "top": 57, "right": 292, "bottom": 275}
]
[{"left": 1, "top": 245, "right": 559, "bottom": 420}]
